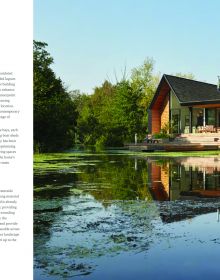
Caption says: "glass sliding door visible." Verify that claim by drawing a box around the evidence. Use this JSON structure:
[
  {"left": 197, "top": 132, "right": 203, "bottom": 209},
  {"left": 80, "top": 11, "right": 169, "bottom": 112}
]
[
  {"left": 171, "top": 109, "right": 181, "bottom": 134},
  {"left": 192, "top": 108, "right": 203, "bottom": 132},
  {"left": 205, "top": 109, "right": 215, "bottom": 126},
  {"left": 218, "top": 109, "right": 220, "bottom": 127}
]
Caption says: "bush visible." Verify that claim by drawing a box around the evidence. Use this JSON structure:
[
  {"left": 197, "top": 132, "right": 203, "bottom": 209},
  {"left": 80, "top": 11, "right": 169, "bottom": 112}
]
[{"left": 153, "top": 132, "right": 170, "bottom": 139}]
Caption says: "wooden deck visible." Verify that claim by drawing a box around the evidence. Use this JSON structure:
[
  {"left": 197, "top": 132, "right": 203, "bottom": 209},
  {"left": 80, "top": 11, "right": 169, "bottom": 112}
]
[
  {"left": 126, "top": 143, "right": 220, "bottom": 152},
  {"left": 126, "top": 133, "right": 220, "bottom": 152}
]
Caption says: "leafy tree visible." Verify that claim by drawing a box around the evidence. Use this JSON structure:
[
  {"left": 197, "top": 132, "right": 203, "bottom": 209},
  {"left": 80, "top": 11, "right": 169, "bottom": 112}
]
[
  {"left": 112, "top": 80, "right": 144, "bottom": 142},
  {"left": 34, "top": 41, "right": 76, "bottom": 152},
  {"left": 131, "top": 58, "right": 160, "bottom": 106},
  {"left": 73, "top": 58, "right": 160, "bottom": 146},
  {"left": 75, "top": 81, "right": 120, "bottom": 146},
  {"left": 130, "top": 58, "right": 160, "bottom": 131}
]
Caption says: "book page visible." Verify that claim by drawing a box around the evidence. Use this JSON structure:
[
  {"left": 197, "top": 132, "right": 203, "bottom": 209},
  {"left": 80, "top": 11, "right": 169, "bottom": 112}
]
[{"left": 0, "top": 0, "right": 33, "bottom": 279}]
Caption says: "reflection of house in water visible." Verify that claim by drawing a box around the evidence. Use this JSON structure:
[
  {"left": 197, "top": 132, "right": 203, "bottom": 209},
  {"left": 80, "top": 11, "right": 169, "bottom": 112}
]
[{"left": 148, "top": 157, "right": 220, "bottom": 200}]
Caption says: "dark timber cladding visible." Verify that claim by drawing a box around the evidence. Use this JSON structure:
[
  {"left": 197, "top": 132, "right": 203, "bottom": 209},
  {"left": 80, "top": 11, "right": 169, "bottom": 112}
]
[{"left": 148, "top": 74, "right": 220, "bottom": 134}]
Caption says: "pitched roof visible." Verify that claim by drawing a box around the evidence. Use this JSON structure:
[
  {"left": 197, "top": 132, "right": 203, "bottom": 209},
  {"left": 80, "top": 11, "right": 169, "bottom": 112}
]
[
  {"left": 164, "top": 74, "right": 220, "bottom": 105},
  {"left": 149, "top": 74, "right": 220, "bottom": 109}
]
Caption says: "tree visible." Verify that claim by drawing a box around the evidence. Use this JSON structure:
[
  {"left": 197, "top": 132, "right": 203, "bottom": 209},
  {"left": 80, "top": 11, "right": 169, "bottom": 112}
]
[
  {"left": 130, "top": 58, "right": 160, "bottom": 108},
  {"left": 73, "top": 59, "right": 161, "bottom": 146},
  {"left": 34, "top": 41, "right": 76, "bottom": 152},
  {"left": 130, "top": 58, "right": 160, "bottom": 133},
  {"left": 74, "top": 81, "right": 120, "bottom": 146},
  {"left": 112, "top": 80, "right": 144, "bottom": 142}
]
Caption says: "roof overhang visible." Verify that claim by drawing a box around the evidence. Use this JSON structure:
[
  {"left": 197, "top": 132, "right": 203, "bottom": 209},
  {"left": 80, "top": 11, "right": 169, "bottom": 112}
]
[
  {"left": 180, "top": 100, "right": 220, "bottom": 106},
  {"left": 148, "top": 75, "right": 173, "bottom": 110}
]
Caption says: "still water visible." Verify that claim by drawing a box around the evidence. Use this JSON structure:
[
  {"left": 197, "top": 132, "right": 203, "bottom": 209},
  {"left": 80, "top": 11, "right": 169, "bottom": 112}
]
[{"left": 34, "top": 151, "right": 220, "bottom": 279}]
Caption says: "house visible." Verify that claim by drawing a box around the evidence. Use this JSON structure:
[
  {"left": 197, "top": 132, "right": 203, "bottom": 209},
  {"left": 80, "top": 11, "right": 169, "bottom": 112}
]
[{"left": 148, "top": 74, "right": 220, "bottom": 134}]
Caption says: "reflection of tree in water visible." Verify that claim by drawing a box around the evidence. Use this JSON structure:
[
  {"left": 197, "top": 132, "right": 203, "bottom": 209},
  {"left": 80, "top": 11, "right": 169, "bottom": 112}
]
[
  {"left": 34, "top": 154, "right": 153, "bottom": 201},
  {"left": 77, "top": 156, "right": 153, "bottom": 201},
  {"left": 34, "top": 154, "right": 158, "bottom": 278},
  {"left": 34, "top": 153, "right": 220, "bottom": 279}
]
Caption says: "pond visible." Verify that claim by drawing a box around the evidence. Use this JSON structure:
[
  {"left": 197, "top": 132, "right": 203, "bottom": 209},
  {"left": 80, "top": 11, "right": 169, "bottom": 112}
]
[{"left": 34, "top": 151, "right": 220, "bottom": 279}]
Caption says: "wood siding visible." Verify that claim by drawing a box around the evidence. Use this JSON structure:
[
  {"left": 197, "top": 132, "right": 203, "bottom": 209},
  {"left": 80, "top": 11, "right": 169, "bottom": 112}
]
[
  {"left": 150, "top": 80, "right": 170, "bottom": 133},
  {"left": 151, "top": 109, "right": 160, "bottom": 133},
  {"left": 160, "top": 94, "right": 169, "bottom": 130}
]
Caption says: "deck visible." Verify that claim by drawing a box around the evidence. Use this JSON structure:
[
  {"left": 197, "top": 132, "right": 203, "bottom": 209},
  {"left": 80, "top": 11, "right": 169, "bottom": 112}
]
[{"left": 126, "top": 133, "right": 220, "bottom": 152}]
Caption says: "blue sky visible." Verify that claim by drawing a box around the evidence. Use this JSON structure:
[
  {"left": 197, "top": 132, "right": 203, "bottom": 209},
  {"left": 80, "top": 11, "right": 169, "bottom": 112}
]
[{"left": 34, "top": 0, "right": 220, "bottom": 93}]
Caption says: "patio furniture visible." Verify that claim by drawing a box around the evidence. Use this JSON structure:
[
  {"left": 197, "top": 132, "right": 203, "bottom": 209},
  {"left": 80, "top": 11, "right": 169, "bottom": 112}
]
[
  {"left": 197, "top": 126, "right": 205, "bottom": 133},
  {"left": 143, "top": 134, "right": 162, "bottom": 143},
  {"left": 197, "top": 125, "right": 216, "bottom": 133},
  {"left": 205, "top": 125, "right": 215, "bottom": 133},
  {"left": 143, "top": 134, "right": 153, "bottom": 143}
]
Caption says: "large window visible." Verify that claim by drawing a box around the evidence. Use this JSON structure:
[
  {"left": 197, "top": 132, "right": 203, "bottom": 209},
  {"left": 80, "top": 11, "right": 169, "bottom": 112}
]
[
  {"left": 192, "top": 108, "right": 203, "bottom": 128},
  {"left": 206, "top": 109, "right": 215, "bottom": 125},
  {"left": 171, "top": 109, "right": 180, "bottom": 133}
]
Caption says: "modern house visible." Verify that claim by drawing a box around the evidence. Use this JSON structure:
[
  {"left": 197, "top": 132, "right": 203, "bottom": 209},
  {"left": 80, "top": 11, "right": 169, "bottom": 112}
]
[{"left": 148, "top": 75, "right": 220, "bottom": 134}]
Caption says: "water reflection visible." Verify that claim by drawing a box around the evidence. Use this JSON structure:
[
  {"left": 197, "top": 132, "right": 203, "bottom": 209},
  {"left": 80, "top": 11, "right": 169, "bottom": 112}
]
[
  {"left": 148, "top": 157, "right": 220, "bottom": 201},
  {"left": 34, "top": 153, "right": 220, "bottom": 279}
]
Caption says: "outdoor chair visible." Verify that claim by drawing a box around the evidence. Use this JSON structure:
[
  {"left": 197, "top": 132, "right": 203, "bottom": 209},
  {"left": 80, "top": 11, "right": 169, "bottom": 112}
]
[
  {"left": 197, "top": 125, "right": 215, "bottom": 133},
  {"left": 143, "top": 134, "right": 162, "bottom": 144},
  {"left": 143, "top": 134, "right": 153, "bottom": 143},
  {"left": 205, "top": 125, "right": 215, "bottom": 133},
  {"left": 197, "top": 126, "right": 204, "bottom": 133}
]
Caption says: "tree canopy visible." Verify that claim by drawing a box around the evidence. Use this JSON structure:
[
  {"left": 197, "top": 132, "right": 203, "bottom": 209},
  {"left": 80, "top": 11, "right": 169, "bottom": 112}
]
[
  {"left": 74, "top": 58, "right": 160, "bottom": 147},
  {"left": 34, "top": 41, "right": 77, "bottom": 152},
  {"left": 34, "top": 41, "right": 195, "bottom": 150}
]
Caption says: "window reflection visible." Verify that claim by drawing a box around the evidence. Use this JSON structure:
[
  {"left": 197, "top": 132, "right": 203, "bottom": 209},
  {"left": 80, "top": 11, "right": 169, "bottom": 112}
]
[{"left": 148, "top": 157, "right": 220, "bottom": 201}]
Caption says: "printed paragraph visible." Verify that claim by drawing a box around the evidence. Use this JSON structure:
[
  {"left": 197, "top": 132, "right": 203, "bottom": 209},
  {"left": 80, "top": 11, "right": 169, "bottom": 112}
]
[
  {"left": 0, "top": 189, "right": 20, "bottom": 243},
  {"left": 0, "top": 128, "right": 19, "bottom": 164},
  {"left": 0, "top": 72, "right": 20, "bottom": 119}
]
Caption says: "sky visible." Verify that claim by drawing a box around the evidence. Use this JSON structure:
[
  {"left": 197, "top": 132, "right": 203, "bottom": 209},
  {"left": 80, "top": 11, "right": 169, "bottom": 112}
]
[{"left": 34, "top": 0, "right": 220, "bottom": 94}]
